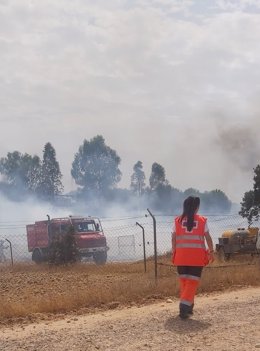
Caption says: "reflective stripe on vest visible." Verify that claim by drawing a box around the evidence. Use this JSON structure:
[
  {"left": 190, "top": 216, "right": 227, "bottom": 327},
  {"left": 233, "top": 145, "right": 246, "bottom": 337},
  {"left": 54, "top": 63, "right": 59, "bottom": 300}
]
[
  {"left": 176, "top": 234, "right": 204, "bottom": 241},
  {"left": 176, "top": 243, "right": 206, "bottom": 249}
]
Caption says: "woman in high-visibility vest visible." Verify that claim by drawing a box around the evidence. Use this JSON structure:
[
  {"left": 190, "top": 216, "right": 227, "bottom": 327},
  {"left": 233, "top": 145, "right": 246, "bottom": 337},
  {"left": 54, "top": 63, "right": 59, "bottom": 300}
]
[{"left": 172, "top": 196, "right": 214, "bottom": 319}]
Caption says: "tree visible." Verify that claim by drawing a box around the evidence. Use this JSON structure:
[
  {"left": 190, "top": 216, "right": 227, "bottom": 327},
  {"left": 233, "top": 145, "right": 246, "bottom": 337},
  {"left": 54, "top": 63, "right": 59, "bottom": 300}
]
[
  {"left": 253, "top": 165, "right": 260, "bottom": 205},
  {"left": 183, "top": 188, "right": 200, "bottom": 197},
  {"left": 240, "top": 165, "right": 260, "bottom": 224},
  {"left": 48, "top": 226, "right": 78, "bottom": 265},
  {"left": 239, "top": 190, "right": 257, "bottom": 225},
  {"left": 148, "top": 162, "right": 172, "bottom": 211},
  {"left": 202, "top": 189, "right": 232, "bottom": 213},
  {"left": 71, "top": 135, "right": 121, "bottom": 195},
  {"left": 130, "top": 161, "right": 146, "bottom": 196},
  {"left": 149, "top": 162, "right": 167, "bottom": 191},
  {"left": 0, "top": 151, "right": 41, "bottom": 195},
  {"left": 37, "top": 143, "right": 63, "bottom": 200}
]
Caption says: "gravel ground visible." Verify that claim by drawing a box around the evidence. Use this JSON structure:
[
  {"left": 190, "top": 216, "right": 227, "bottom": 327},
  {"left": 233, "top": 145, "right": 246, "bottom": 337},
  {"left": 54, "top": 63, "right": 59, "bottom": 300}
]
[{"left": 1, "top": 287, "right": 260, "bottom": 351}]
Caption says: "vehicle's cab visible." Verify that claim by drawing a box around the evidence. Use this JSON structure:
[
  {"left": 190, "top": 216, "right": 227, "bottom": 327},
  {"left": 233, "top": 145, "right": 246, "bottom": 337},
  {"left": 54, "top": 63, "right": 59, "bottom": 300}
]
[{"left": 70, "top": 216, "right": 108, "bottom": 264}]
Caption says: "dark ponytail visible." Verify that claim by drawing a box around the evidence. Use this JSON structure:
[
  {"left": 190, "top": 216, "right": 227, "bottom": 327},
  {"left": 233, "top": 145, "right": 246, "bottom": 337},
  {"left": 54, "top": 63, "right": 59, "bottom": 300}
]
[{"left": 180, "top": 196, "right": 200, "bottom": 231}]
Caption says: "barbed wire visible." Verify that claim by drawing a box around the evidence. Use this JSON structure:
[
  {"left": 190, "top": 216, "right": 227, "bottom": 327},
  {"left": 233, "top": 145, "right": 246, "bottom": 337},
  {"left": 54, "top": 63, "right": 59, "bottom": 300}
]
[{"left": 100, "top": 215, "right": 146, "bottom": 221}]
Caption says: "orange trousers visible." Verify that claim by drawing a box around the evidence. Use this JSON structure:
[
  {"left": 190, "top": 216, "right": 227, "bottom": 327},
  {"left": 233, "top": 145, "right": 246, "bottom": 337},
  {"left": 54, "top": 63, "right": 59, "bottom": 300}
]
[
  {"left": 177, "top": 266, "right": 203, "bottom": 306},
  {"left": 179, "top": 276, "right": 200, "bottom": 305}
]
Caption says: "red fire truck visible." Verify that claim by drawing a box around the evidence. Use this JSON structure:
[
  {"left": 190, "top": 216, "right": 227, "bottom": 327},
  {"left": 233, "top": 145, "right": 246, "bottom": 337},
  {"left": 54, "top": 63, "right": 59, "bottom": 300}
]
[{"left": 26, "top": 216, "right": 108, "bottom": 265}]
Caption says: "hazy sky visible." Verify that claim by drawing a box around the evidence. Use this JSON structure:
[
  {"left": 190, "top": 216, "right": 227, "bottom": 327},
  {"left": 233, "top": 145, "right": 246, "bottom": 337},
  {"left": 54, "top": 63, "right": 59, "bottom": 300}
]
[{"left": 1, "top": 0, "right": 260, "bottom": 203}]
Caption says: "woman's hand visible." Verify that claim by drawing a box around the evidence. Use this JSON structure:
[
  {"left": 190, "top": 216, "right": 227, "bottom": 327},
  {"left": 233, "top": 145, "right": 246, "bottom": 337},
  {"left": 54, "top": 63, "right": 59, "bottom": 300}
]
[{"left": 208, "top": 251, "right": 215, "bottom": 263}]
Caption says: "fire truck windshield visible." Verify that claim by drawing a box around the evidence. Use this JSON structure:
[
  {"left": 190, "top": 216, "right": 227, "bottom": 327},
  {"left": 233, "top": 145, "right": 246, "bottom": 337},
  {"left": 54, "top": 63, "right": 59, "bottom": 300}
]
[{"left": 74, "top": 221, "right": 97, "bottom": 233}]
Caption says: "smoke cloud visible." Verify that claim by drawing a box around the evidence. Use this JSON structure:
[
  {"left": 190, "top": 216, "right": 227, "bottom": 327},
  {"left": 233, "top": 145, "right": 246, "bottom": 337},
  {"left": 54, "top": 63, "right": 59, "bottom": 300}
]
[{"left": 217, "top": 124, "right": 260, "bottom": 171}]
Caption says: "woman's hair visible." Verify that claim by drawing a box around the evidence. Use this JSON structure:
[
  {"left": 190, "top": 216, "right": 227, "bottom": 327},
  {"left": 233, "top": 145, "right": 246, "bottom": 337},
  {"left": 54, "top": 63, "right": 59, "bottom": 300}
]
[{"left": 179, "top": 196, "right": 200, "bottom": 231}]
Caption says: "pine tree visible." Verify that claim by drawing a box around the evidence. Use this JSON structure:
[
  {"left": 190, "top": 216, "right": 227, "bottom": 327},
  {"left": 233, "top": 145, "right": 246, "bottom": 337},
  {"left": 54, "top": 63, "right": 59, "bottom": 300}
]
[
  {"left": 130, "top": 161, "right": 145, "bottom": 196},
  {"left": 37, "top": 143, "right": 63, "bottom": 200}
]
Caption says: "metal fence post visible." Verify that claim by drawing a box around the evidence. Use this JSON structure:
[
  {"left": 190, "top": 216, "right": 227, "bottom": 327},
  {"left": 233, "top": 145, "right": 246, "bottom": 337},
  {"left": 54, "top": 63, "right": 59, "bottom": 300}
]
[
  {"left": 5, "top": 238, "right": 13, "bottom": 267},
  {"left": 136, "top": 222, "right": 147, "bottom": 273},
  {"left": 147, "top": 209, "right": 158, "bottom": 282}
]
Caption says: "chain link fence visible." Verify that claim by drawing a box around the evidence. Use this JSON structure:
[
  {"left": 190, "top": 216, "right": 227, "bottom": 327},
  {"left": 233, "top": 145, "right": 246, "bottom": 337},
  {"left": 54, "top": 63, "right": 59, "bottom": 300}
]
[{"left": 0, "top": 212, "right": 257, "bottom": 269}]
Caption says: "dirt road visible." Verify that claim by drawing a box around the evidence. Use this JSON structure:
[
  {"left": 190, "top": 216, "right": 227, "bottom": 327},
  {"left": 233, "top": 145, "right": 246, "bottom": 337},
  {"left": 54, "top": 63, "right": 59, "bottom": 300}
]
[{"left": 1, "top": 287, "right": 260, "bottom": 351}]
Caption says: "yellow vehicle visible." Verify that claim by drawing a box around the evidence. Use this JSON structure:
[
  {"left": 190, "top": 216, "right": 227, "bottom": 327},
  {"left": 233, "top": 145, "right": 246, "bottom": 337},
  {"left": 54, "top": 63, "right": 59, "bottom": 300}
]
[{"left": 216, "top": 227, "right": 259, "bottom": 261}]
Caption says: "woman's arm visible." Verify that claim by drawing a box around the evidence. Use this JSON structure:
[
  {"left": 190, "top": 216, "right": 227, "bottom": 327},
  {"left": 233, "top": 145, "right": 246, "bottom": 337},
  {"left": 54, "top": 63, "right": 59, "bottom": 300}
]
[
  {"left": 172, "top": 231, "right": 176, "bottom": 252},
  {"left": 205, "top": 232, "right": 214, "bottom": 251},
  {"left": 205, "top": 231, "right": 215, "bottom": 262},
  {"left": 172, "top": 231, "right": 176, "bottom": 262}
]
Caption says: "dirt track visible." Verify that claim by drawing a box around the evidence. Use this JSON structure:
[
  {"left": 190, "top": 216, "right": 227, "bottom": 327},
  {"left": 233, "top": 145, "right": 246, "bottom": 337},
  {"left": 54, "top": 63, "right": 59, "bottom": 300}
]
[{"left": 1, "top": 287, "right": 260, "bottom": 351}]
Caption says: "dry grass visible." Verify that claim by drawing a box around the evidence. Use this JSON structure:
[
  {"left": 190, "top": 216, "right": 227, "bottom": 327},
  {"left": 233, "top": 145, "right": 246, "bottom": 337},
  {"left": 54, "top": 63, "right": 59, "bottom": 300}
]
[{"left": 0, "top": 256, "right": 260, "bottom": 323}]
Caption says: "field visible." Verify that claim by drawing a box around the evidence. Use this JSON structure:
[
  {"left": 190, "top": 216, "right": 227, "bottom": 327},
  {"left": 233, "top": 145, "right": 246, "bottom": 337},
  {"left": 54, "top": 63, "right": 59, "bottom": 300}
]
[{"left": 1, "top": 255, "right": 260, "bottom": 326}]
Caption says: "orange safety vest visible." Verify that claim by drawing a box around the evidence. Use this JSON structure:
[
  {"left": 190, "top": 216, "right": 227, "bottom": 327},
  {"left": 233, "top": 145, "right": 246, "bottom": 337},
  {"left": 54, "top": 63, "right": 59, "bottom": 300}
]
[{"left": 173, "top": 214, "right": 209, "bottom": 267}]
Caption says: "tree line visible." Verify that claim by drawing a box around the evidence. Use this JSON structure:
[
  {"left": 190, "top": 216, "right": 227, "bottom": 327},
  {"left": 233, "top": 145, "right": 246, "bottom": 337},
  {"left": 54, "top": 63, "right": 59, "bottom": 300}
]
[
  {"left": 0, "top": 135, "right": 232, "bottom": 213},
  {"left": 0, "top": 142, "right": 63, "bottom": 201}
]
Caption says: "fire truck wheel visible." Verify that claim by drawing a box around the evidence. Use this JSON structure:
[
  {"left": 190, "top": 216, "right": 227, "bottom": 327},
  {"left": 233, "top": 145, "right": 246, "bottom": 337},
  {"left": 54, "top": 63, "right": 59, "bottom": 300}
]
[
  {"left": 93, "top": 252, "right": 107, "bottom": 265},
  {"left": 32, "top": 249, "right": 43, "bottom": 264}
]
